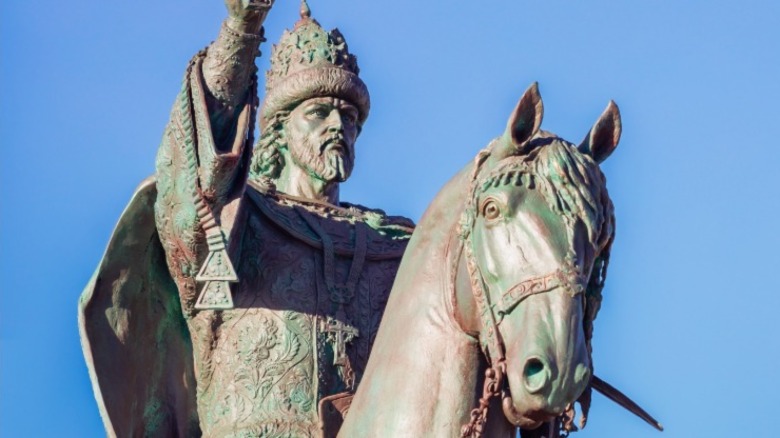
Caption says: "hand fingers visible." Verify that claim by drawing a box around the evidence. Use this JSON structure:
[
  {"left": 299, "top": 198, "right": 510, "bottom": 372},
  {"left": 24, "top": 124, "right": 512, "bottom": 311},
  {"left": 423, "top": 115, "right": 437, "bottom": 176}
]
[{"left": 243, "top": 0, "right": 273, "bottom": 11}]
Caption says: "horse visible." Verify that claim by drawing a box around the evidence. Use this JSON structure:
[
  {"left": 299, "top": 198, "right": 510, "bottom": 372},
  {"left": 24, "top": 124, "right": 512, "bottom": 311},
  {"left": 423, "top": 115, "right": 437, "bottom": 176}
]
[{"left": 339, "top": 83, "right": 622, "bottom": 437}]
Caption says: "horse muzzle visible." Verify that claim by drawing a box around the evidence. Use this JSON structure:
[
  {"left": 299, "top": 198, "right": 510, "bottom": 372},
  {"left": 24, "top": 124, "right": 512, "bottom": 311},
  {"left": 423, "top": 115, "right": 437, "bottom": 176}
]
[
  {"left": 499, "top": 286, "right": 592, "bottom": 429},
  {"left": 501, "top": 353, "right": 591, "bottom": 429}
]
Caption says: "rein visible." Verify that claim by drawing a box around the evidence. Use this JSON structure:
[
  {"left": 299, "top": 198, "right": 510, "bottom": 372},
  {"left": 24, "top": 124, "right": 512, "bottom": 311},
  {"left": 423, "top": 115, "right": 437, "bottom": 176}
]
[{"left": 458, "top": 150, "right": 586, "bottom": 438}]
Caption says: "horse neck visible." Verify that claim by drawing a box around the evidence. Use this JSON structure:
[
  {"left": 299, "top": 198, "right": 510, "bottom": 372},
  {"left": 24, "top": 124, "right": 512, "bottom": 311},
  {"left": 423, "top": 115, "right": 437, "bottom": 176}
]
[
  {"left": 390, "top": 162, "right": 476, "bottom": 319},
  {"left": 398, "top": 162, "right": 479, "bottom": 341},
  {"left": 341, "top": 164, "right": 485, "bottom": 437}
]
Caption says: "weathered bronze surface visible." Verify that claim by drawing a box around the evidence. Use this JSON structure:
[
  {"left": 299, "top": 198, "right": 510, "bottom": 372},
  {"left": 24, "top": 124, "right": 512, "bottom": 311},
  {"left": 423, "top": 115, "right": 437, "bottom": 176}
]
[
  {"left": 342, "top": 83, "right": 622, "bottom": 438},
  {"left": 80, "top": 1, "right": 412, "bottom": 436},
  {"left": 79, "top": 1, "right": 659, "bottom": 437}
]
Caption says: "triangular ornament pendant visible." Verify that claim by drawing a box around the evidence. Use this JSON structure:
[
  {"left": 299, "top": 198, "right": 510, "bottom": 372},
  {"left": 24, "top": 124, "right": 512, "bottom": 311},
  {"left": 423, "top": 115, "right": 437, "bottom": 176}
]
[
  {"left": 195, "top": 280, "right": 234, "bottom": 310},
  {"left": 195, "top": 248, "right": 238, "bottom": 282},
  {"left": 194, "top": 247, "right": 238, "bottom": 310}
]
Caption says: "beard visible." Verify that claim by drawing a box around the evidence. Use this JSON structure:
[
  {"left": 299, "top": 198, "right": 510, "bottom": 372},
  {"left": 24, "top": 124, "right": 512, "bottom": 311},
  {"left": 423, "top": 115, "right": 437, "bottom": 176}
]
[{"left": 287, "top": 131, "right": 355, "bottom": 183}]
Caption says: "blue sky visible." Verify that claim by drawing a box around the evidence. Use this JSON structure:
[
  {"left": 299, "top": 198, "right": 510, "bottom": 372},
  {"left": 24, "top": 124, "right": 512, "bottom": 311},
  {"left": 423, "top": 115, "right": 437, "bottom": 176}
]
[{"left": 2, "top": 0, "right": 779, "bottom": 436}]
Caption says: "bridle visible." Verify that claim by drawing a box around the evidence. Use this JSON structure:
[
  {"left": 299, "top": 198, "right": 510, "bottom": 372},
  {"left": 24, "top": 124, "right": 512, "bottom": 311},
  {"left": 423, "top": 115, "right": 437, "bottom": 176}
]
[{"left": 458, "top": 149, "right": 588, "bottom": 438}]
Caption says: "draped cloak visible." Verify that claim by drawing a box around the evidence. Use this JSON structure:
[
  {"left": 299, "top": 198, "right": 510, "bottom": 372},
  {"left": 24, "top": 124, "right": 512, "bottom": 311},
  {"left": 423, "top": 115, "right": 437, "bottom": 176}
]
[{"left": 79, "top": 54, "right": 414, "bottom": 438}]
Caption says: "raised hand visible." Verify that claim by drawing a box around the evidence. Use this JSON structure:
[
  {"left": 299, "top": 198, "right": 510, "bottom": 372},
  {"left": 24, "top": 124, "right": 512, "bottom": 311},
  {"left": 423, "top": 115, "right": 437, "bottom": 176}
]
[{"left": 225, "top": 0, "right": 275, "bottom": 34}]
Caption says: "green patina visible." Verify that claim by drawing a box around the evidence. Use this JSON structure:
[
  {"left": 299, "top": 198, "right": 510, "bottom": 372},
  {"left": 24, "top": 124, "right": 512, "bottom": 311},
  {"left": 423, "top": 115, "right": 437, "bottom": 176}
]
[
  {"left": 80, "top": 1, "right": 413, "bottom": 437},
  {"left": 79, "top": 1, "right": 659, "bottom": 437}
]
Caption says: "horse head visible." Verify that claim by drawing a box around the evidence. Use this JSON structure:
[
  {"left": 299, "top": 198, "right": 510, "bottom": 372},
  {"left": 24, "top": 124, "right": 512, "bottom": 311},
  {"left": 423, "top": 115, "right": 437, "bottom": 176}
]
[{"left": 457, "top": 83, "right": 621, "bottom": 432}]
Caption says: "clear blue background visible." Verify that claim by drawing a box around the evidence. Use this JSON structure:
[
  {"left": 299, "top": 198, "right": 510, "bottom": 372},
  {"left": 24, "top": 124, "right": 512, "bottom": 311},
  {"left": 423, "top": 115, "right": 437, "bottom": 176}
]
[{"left": 2, "top": 0, "right": 779, "bottom": 436}]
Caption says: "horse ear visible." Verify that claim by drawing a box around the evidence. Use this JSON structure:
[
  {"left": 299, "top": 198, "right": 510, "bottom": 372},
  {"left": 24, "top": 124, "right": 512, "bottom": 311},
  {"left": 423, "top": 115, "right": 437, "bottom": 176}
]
[
  {"left": 579, "top": 101, "right": 622, "bottom": 163},
  {"left": 495, "top": 82, "right": 544, "bottom": 159}
]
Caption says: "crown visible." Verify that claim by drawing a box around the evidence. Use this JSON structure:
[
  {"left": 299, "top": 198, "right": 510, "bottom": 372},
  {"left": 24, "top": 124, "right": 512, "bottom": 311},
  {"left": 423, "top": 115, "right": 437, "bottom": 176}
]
[{"left": 261, "top": 0, "right": 370, "bottom": 130}]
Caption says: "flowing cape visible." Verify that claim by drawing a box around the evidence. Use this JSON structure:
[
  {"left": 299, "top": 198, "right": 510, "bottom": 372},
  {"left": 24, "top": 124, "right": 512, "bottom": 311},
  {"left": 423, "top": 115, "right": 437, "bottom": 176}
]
[{"left": 78, "top": 177, "right": 200, "bottom": 438}]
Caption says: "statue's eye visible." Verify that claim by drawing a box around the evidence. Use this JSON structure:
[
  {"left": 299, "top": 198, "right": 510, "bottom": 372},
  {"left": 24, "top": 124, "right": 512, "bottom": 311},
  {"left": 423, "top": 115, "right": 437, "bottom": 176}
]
[
  {"left": 482, "top": 199, "right": 501, "bottom": 221},
  {"left": 342, "top": 110, "right": 358, "bottom": 125},
  {"left": 307, "top": 107, "right": 330, "bottom": 119}
]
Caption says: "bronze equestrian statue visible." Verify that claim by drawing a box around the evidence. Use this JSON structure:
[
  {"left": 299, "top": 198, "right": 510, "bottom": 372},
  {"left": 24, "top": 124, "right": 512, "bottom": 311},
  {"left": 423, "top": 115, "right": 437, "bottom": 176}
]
[{"left": 79, "top": 1, "right": 661, "bottom": 436}]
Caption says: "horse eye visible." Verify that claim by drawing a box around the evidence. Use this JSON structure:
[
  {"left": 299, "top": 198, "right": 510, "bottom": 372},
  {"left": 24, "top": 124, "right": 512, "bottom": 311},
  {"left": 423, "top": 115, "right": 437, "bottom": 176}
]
[{"left": 482, "top": 200, "right": 501, "bottom": 220}]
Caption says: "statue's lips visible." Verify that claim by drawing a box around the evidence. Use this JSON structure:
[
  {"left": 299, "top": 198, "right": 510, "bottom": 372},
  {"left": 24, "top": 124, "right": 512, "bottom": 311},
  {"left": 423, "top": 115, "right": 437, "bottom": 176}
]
[{"left": 322, "top": 141, "right": 347, "bottom": 155}]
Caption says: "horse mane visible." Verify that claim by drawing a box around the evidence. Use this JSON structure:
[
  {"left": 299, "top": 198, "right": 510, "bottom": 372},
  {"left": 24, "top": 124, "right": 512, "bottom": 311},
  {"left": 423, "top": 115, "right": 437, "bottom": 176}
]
[{"left": 480, "top": 132, "right": 615, "bottom": 259}]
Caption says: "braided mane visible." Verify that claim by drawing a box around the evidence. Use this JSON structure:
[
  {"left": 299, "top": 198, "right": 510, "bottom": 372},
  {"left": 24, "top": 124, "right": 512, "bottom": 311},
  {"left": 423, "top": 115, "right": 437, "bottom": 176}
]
[{"left": 479, "top": 132, "right": 614, "bottom": 256}]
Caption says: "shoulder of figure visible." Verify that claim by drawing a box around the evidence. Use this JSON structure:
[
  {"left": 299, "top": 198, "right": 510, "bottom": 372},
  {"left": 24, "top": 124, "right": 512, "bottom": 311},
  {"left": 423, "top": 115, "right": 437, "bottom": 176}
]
[
  {"left": 245, "top": 179, "right": 416, "bottom": 237},
  {"left": 339, "top": 202, "right": 416, "bottom": 235}
]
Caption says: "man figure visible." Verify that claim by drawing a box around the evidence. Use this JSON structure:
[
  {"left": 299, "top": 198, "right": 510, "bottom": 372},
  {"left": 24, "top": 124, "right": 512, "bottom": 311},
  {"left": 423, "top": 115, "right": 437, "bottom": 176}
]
[{"left": 79, "top": 1, "right": 413, "bottom": 436}]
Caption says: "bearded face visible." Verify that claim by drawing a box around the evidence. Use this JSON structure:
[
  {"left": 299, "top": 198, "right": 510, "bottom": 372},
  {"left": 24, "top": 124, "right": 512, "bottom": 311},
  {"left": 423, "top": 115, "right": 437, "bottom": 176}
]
[{"left": 284, "top": 97, "right": 359, "bottom": 183}]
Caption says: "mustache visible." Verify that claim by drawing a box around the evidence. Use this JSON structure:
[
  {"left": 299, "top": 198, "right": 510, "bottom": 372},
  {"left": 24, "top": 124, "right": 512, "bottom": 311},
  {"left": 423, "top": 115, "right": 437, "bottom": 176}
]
[{"left": 319, "top": 135, "right": 347, "bottom": 155}]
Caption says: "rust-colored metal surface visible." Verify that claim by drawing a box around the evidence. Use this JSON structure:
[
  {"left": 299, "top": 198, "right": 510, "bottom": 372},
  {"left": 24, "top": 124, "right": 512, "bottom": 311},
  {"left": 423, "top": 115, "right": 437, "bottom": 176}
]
[
  {"left": 80, "top": 1, "right": 414, "bottom": 436},
  {"left": 79, "top": 1, "right": 660, "bottom": 436},
  {"left": 342, "top": 84, "right": 626, "bottom": 437}
]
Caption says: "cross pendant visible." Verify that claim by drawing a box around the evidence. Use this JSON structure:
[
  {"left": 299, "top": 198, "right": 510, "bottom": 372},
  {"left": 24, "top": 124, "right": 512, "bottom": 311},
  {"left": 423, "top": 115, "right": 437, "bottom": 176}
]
[{"left": 320, "top": 316, "right": 359, "bottom": 366}]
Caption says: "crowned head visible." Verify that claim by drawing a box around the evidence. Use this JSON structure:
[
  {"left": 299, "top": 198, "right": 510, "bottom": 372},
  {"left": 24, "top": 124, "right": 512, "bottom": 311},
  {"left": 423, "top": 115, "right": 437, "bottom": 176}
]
[
  {"left": 252, "top": 0, "right": 369, "bottom": 188},
  {"left": 260, "top": 0, "right": 369, "bottom": 131}
]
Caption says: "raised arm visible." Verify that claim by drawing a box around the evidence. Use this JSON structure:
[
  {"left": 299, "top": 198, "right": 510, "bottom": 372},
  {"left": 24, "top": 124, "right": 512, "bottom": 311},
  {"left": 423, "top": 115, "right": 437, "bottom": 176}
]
[
  {"left": 154, "top": 1, "right": 274, "bottom": 313},
  {"left": 203, "top": 1, "right": 271, "bottom": 149}
]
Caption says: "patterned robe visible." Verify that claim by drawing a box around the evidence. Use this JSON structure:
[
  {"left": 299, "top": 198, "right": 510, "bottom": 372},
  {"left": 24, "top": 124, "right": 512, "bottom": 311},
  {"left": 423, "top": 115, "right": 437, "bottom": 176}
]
[{"left": 79, "top": 53, "right": 413, "bottom": 438}]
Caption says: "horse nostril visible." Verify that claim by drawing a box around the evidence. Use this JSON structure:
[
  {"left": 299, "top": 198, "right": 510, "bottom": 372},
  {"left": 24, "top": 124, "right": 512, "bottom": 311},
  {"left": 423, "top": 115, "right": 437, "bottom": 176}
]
[
  {"left": 523, "top": 357, "right": 550, "bottom": 394},
  {"left": 574, "top": 363, "right": 591, "bottom": 387}
]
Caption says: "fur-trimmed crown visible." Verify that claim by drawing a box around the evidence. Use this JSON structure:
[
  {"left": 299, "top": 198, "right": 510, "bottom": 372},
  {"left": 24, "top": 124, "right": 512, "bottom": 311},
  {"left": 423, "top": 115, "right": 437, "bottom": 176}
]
[{"left": 261, "top": 0, "right": 370, "bottom": 130}]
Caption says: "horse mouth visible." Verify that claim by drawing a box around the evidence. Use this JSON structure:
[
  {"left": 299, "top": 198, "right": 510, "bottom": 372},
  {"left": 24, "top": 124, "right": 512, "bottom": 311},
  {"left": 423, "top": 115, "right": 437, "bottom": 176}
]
[{"left": 501, "top": 394, "right": 558, "bottom": 429}]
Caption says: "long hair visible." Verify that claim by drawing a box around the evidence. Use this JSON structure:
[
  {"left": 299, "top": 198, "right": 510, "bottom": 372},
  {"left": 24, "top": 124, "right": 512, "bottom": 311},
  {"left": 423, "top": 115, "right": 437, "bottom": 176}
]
[{"left": 249, "top": 111, "right": 290, "bottom": 181}]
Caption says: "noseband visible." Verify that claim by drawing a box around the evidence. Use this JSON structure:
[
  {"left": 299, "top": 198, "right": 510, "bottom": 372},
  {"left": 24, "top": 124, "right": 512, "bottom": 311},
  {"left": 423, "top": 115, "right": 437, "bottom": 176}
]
[
  {"left": 495, "top": 262, "right": 587, "bottom": 323},
  {"left": 458, "top": 150, "right": 587, "bottom": 438}
]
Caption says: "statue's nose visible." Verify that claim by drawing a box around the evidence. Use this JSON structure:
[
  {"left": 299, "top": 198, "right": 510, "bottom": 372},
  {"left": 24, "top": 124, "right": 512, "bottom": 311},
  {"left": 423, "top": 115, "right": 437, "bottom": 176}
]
[{"left": 326, "top": 109, "right": 344, "bottom": 133}]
